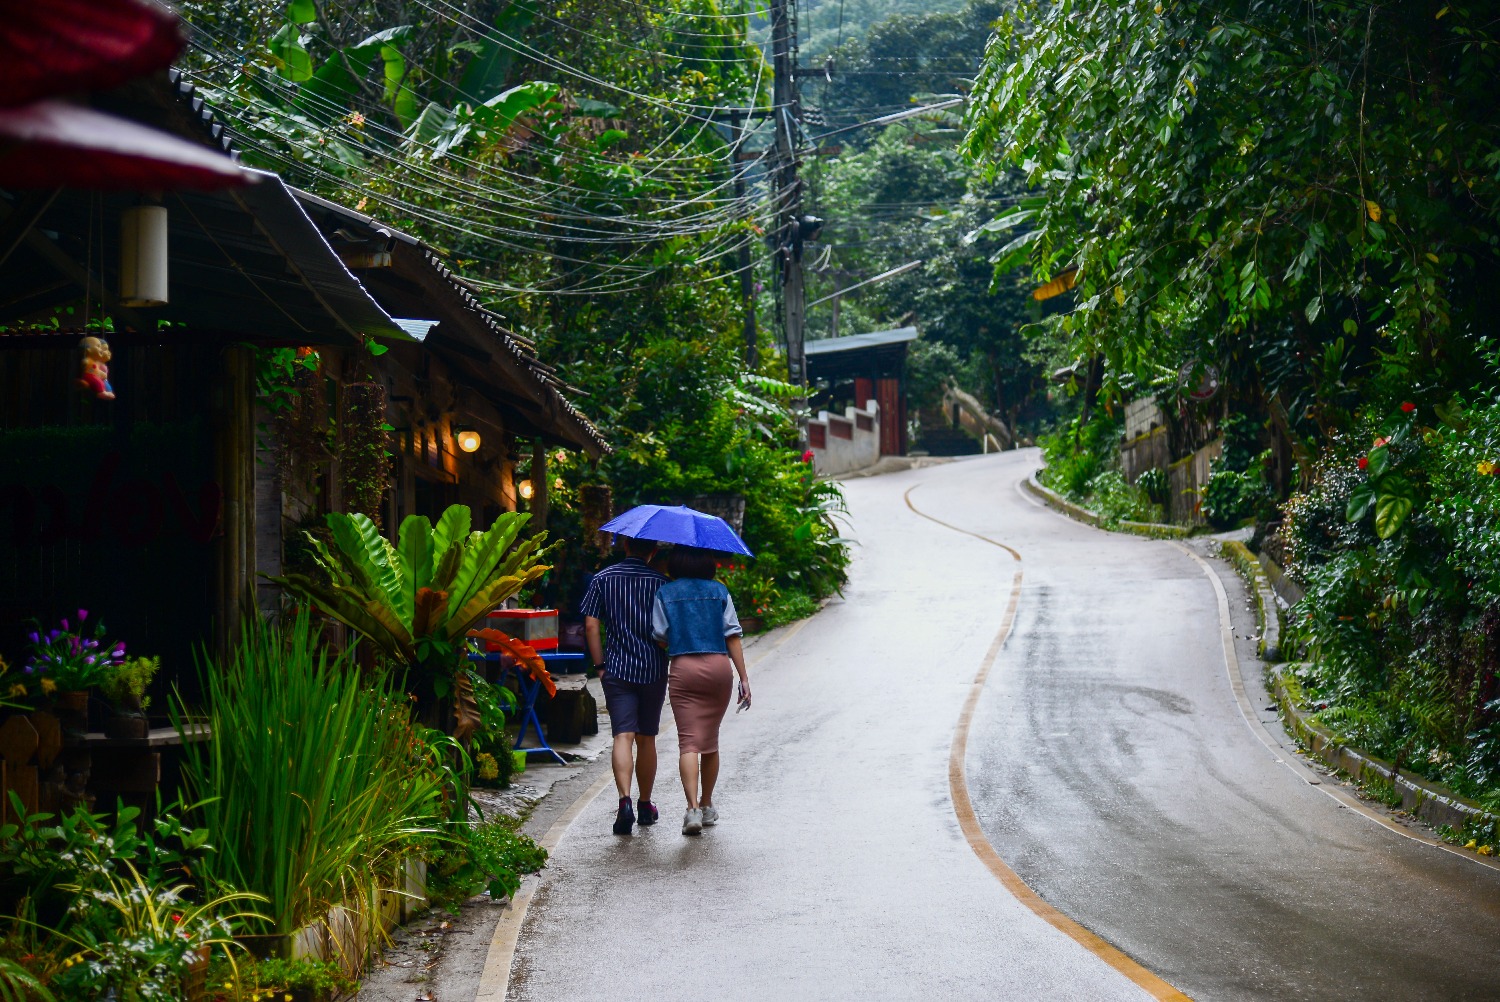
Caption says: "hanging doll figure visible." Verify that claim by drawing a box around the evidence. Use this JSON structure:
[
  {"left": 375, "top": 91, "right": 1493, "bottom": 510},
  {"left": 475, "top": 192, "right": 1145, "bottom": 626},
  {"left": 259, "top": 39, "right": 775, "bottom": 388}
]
[{"left": 77, "top": 336, "right": 115, "bottom": 400}]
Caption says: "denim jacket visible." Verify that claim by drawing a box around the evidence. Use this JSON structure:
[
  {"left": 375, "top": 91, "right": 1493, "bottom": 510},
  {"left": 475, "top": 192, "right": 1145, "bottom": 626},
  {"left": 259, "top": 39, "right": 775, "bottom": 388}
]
[{"left": 651, "top": 578, "right": 742, "bottom": 657}]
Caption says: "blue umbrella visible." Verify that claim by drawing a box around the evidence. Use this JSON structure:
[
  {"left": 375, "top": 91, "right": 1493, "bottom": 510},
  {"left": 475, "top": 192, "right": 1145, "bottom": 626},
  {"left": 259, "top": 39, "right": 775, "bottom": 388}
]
[{"left": 600, "top": 504, "right": 754, "bottom": 557}]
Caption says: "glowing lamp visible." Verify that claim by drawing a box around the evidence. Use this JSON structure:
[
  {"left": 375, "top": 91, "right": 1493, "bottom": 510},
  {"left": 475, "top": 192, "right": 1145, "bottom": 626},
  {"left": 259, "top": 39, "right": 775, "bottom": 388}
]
[
  {"left": 456, "top": 429, "right": 481, "bottom": 453},
  {"left": 518, "top": 479, "right": 534, "bottom": 500}
]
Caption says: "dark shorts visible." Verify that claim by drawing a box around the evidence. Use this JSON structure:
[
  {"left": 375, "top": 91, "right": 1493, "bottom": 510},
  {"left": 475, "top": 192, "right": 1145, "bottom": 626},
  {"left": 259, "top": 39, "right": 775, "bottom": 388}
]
[{"left": 601, "top": 674, "right": 668, "bottom": 736}]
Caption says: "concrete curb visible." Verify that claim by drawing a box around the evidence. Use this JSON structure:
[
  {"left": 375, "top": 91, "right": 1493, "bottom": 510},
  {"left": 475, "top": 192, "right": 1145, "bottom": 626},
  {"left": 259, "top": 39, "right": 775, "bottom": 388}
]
[
  {"left": 1022, "top": 473, "right": 1193, "bottom": 539},
  {"left": 1219, "top": 539, "right": 1281, "bottom": 661},
  {"left": 1216, "top": 549, "right": 1499, "bottom": 843}
]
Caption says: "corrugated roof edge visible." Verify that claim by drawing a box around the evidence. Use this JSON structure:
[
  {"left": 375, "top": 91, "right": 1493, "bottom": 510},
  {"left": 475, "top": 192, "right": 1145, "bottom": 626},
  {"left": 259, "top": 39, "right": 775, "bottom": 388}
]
[
  {"left": 290, "top": 188, "right": 608, "bottom": 454},
  {"left": 804, "top": 326, "right": 921, "bottom": 355}
]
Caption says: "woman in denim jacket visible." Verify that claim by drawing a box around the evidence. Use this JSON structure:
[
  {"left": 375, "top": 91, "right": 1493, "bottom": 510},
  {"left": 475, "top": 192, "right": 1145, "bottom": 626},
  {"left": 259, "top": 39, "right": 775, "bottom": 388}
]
[{"left": 651, "top": 545, "right": 752, "bottom": 836}]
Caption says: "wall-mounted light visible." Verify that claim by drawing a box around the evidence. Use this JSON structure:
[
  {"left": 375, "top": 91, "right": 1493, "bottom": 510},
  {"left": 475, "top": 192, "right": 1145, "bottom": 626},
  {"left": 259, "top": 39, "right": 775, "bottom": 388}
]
[
  {"left": 518, "top": 479, "right": 534, "bottom": 500},
  {"left": 120, "top": 205, "right": 168, "bottom": 307},
  {"left": 456, "top": 429, "right": 481, "bottom": 453}
]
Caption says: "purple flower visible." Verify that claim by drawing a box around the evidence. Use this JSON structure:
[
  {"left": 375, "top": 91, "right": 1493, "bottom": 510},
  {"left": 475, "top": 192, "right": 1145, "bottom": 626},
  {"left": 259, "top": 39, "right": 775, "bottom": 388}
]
[
  {"left": 22, "top": 665, "right": 32, "bottom": 674},
  {"left": 112, "top": 643, "right": 125, "bottom": 656},
  {"left": 77, "top": 609, "right": 88, "bottom": 622},
  {"left": 60, "top": 618, "right": 68, "bottom": 631},
  {"left": 84, "top": 655, "right": 96, "bottom": 665},
  {"left": 48, "top": 630, "right": 60, "bottom": 642},
  {"left": 27, "top": 632, "right": 38, "bottom": 643}
]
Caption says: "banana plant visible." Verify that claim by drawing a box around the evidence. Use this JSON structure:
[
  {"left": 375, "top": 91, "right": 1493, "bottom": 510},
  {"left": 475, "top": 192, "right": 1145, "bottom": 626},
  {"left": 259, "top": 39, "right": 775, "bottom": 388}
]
[{"left": 272, "top": 505, "right": 554, "bottom": 738}]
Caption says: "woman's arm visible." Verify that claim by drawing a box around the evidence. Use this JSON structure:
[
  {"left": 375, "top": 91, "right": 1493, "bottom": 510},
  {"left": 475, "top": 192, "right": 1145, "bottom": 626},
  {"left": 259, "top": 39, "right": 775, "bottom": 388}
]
[
  {"left": 650, "top": 592, "right": 670, "bottom": 649},
  {"left": 726, "top": 634, "right": 750, "bottom": 708}
]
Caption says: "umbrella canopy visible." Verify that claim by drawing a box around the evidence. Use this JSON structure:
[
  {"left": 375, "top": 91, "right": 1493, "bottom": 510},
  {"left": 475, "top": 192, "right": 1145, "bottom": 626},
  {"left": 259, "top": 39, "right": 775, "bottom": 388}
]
[
  {"left": 600, "top": 504, "right": 754, "bottom": 557},
  {"left": 0, "top": 101, "right": 252, "bottom": 189},
  {"left": 1, "top": 0, "right": 183, "bottom": 107}
]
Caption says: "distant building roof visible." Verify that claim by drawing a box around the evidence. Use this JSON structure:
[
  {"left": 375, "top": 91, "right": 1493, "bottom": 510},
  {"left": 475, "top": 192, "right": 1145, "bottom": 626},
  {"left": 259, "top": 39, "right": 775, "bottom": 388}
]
[{"left": 805, "top": 326, "right": 919, "bottom": 356}]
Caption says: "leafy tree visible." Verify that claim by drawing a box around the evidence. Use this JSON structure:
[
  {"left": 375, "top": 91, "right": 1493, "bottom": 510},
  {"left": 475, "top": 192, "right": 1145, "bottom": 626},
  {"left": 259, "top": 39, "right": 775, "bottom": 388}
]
[{"left": 964, "top": 0, "right": 1500, "bottom": 444}]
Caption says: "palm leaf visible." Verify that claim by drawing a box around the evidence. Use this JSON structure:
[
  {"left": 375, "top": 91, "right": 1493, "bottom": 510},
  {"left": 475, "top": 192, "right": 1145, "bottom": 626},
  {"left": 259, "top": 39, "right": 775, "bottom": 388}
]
[
  {"left": 431, "top": 504, "right": 472, "bottom": 557},
  {"left": 269, "top": 574, "right": 413, "bottom": 660},
  {"left": 342, "top": 513, "right": 407, "bottom": 628},
  {"left": 444, "top": 566, "right": 549, "bottom": 640},
  {"left": 468, "top": 628, "right": 555, "bottom": 697},
  {"left": 396, "top": 515, "right": 435, "bottom": 624}
]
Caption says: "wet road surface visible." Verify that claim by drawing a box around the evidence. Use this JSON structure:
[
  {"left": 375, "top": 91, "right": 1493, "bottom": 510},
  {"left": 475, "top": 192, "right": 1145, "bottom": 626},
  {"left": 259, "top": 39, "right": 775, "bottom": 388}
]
[{"left": 506, "top": 451, "right": 1500, "bottom": 1000}]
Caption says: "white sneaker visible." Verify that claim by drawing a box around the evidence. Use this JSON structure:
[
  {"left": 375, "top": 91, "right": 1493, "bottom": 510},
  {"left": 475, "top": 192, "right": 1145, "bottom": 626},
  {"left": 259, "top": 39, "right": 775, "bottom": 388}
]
[
  {"left": 702, "top": 805, "right": 719, "bottom": 826},
  {"left": 682, "top": 808, "right": 703, "bottom": 835}
]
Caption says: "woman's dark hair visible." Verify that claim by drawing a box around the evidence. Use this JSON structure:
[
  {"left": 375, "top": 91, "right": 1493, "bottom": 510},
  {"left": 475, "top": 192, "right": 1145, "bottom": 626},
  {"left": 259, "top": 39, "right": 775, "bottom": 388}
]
[{"left": 666, "top": 546, "right": 718, "bottom": 580}]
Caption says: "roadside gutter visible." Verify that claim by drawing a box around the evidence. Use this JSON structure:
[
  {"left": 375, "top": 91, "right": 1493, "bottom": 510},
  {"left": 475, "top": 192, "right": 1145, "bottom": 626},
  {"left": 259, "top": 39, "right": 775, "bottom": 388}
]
[{"left": 1221, "top": 540, "right": 1499, "bottom": 844}]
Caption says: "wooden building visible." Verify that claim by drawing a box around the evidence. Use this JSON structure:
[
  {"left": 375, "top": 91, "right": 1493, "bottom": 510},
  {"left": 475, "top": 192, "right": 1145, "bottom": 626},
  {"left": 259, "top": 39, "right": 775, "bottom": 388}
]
[{"left": 0, "top": 72, "right": 603, "bottom": 705}]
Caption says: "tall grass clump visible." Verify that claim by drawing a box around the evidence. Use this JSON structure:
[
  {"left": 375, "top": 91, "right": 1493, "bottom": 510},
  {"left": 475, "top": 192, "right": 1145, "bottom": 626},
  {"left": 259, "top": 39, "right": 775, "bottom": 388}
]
[{"left": 177, "top": 613, "right": 440, "bottom": 940}]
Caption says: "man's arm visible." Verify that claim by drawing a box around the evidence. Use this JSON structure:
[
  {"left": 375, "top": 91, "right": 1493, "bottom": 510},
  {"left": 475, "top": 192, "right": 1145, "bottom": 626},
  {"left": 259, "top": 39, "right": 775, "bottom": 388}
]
[{"left": 584, "top": 616, "right": 605, "bottom": 675}]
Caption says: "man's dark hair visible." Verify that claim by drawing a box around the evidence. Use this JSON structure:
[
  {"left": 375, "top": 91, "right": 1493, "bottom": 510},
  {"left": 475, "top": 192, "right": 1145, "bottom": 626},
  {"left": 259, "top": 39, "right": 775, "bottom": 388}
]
[
  {"left": 622, "top": 536, "right": 657, "bottom": 559},
  {"left": 666, "top": 546, "right": 718, "bottom": 581}
]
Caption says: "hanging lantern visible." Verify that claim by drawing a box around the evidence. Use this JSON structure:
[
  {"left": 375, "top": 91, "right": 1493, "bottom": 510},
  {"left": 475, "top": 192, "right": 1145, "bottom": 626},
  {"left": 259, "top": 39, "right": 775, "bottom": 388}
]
[
  {"left": 457, "top": 429, "right": 481, "bottom": 453},
  {"left": 518, "top": 479, "right": 534, "bottom": 500},
  {"left": 119, "top": 204, "right": 168, "bottom": 306}
]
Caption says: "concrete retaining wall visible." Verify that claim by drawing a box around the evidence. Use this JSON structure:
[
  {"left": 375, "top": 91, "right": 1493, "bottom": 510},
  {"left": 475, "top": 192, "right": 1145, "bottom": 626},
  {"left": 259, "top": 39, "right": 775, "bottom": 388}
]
[{"left": 810, "top": 400, "right": 881, "bottom": 477}]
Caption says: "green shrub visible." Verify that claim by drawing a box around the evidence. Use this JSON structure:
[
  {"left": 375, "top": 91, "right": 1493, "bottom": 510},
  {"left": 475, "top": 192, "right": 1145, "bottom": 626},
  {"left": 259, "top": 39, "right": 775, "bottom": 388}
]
[
  {"left": 0, "top": 798, "right": 261, "bottom": 1001},
  {"left": 1038, "top": 410, "right": 1120, "bottom": 499},
  {"left": 1283, "top": 395, "right": 1500, "bottom": 805},
  {"left": 1136, "top": 467, "right": 1167, "bottom": 506},
  {"left": 178, "top": 612, "right": 442, "bottom": 939},
  {"left": 424, "top": 817, "right": 547, "bottom": 911}
]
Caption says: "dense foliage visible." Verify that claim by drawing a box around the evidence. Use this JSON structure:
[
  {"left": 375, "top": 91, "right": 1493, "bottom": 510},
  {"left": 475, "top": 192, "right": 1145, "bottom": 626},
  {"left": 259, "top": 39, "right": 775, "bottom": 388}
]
[
  {"left": 1285, "top": 396, "right": 1500, "bottom": 809},
  {"left": 966, "top": 1, "right": 1500, "bottom": 438},
  {"left": 180, "top": 0, "right": 850, "bottom": 622}
]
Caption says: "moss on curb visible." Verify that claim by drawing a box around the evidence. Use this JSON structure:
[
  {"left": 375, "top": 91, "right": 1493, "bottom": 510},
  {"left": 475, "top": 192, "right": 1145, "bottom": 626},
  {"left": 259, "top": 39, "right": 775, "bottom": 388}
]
[{"left": 1023, "top": 473, "right": 1194, "bottom": 539}]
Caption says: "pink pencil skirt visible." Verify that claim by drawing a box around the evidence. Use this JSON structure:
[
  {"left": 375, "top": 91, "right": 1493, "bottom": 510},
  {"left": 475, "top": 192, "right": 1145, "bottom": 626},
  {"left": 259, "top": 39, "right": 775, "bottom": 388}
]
[{"left": 669, "top": 652, "right": 734, "bottom": 754}]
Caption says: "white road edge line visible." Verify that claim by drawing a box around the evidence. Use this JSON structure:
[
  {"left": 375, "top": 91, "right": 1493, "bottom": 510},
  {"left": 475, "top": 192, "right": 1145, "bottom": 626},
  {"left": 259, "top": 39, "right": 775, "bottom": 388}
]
[
  {"left": 472, "top": 616, "right": 816, "bottom": 1001},
  {"left": 1169, "top": 541, "right": 1500, "bottom": 872}
]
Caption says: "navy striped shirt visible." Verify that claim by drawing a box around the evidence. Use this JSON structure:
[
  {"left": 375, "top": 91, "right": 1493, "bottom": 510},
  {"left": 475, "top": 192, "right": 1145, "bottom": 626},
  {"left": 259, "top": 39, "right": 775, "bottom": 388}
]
[{"left": 578, "top": 558, "right": 669, "bottom": 684}]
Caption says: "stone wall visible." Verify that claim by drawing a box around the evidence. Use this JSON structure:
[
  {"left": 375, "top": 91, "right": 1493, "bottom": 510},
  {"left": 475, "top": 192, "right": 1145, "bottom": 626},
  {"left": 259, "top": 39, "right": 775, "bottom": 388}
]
[{"left": 1167, "top": 436, "right": 1222, "bottom": 525}]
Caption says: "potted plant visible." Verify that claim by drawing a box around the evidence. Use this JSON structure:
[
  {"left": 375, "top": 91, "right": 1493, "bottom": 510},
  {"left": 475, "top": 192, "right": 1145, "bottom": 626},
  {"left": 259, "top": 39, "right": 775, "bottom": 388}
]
[
  {"left": 22, "top": 611, "right": 125, "bottom": 735},
  {"left": 272, "top": 505, "right": 555, "bottom": 738},
  {"left": 99, "top": 655, "right": 160, "bottom": 741}
]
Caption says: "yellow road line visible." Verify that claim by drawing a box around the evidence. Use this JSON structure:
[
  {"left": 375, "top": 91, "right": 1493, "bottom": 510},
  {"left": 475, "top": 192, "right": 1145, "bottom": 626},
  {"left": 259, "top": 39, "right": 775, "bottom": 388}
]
[{"left": 905, "top": 484, "right": 1193, "bottom": 1002}]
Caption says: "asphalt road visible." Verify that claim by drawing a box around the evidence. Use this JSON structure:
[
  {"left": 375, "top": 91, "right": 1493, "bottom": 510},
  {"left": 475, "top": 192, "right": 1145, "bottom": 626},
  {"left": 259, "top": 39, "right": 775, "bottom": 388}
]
[{"left": 505, "top": 451, "right": 1500, "bottom": 1001}]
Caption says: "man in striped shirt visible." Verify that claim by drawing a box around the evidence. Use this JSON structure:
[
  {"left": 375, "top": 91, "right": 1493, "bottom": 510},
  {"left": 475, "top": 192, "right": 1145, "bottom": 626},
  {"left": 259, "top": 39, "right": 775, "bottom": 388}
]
[{"left": 582, "top": 536, "right": 669, "bottom": 835}]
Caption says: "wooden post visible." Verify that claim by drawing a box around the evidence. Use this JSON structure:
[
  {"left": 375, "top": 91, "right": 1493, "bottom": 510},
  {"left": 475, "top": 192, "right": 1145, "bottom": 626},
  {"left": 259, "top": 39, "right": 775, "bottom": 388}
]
[
  {"left": 530, "top": 438, "right": 549, "bottom": 532},
  {"left": 216, "top": 345, "right": 256, "bottom": 653}
]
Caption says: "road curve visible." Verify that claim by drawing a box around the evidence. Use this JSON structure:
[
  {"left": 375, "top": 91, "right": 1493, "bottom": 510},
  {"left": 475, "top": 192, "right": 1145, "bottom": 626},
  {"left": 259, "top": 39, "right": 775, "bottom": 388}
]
[
  {"left": 504, "top": 451, "right": 1500, "bottom": 1001},
  {"left": 935, "top": 451, "right": 1500, "bottom": 1001},
  {"left": 507, "top": 454, "right": 1152, "bottom": 1001}
]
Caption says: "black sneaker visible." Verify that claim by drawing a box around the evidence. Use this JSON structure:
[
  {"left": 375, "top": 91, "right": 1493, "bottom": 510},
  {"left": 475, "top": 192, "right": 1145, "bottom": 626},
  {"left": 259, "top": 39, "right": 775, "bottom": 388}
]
[
  {"left": 612, "top": 796, "right": 635, "bottom": 835},
  {"left": 636, "top": 800, "right": 659, "bottom": 826}
]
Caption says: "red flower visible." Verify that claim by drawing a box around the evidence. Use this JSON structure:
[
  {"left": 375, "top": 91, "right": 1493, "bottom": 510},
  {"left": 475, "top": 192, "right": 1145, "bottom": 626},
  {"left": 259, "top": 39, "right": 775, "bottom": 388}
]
[
  {"left": 1401, "top": 401, "right": 1416, "bottom": 413},
  {"left": 801, "top": 449, "right": 815, "bottom": 463},
  {"left": 1357, "top": 456, "right": 1368, "bottom": 470}
]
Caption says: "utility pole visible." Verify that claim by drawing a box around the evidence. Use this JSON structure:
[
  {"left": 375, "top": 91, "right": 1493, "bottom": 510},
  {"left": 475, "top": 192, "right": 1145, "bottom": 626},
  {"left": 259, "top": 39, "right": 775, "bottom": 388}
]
[
  {"left": 769, "top": 0, "right": 806, "bottom": 390},
  {"left": 730, "top": 111, "right": 757, "bottom": 369}
]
